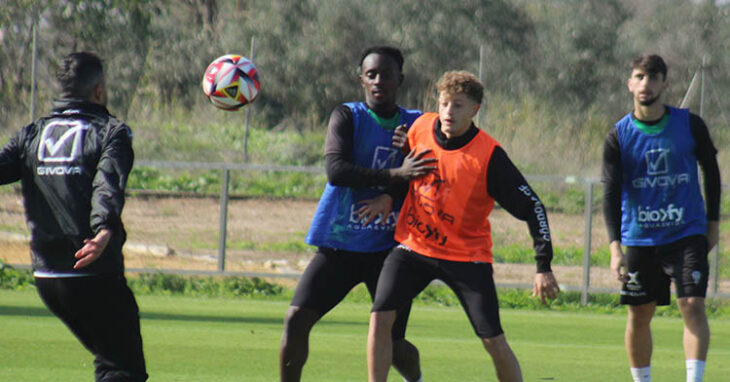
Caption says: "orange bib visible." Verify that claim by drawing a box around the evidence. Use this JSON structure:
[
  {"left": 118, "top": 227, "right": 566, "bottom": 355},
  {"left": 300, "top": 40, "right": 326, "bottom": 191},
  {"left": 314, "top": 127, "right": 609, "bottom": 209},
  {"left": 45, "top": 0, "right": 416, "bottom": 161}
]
[{"left": 395, "top": 113, "right": 499, "bottom": 263}]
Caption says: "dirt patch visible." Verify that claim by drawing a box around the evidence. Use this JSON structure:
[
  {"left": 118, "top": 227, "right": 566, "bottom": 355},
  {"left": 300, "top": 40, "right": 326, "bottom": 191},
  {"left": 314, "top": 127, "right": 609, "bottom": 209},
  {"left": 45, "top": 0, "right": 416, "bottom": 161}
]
[{"left": 1, "top": 193, "right": 728, "bottom": 294}]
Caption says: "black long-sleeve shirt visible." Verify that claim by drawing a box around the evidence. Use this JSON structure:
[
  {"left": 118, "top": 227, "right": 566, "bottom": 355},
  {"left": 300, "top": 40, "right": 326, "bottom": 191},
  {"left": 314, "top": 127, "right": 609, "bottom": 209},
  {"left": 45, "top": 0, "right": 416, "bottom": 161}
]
[{"left": 601, "top": 107, "right": 721, "bottom": 243}]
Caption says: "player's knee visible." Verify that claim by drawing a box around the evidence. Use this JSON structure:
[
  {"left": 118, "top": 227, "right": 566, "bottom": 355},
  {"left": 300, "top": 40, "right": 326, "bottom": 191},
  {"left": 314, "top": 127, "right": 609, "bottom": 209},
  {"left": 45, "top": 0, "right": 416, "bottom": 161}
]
[
  {"left": 392, "top": 338, "right": 419, "bottom": 359},
  {"left": 480, "top": 334, "right": 511, "bottom": 358},
  {"left": 627, "top": 303, "right": 655, "bottom": 327},
  {"left": 370, "top": 310, "right": 396, "bottom": 334},
  {"left": 677, "top": 297, "right": 707, "bottom": 322},
  {"left": 677, "top": 297, "right": 704, "bottom": 310},
  {"left": 283, "top": 306, "right": 319, "bottom": 334}
]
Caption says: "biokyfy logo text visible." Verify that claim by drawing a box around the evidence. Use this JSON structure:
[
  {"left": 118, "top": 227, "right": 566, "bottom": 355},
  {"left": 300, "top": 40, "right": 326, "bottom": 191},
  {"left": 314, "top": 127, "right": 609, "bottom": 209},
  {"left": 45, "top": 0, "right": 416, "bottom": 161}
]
[
  {"left": 637, "top": 203, "right": 684, "bottom": 227},
  {"left": 347, "top": 203, "right": 398, "bottom": 231},
  {"left": 632, "top": 148, "right": 689, "bottom": 188},
  {"left": 36, "top": 120, "right": 89, "bottom": 176}
]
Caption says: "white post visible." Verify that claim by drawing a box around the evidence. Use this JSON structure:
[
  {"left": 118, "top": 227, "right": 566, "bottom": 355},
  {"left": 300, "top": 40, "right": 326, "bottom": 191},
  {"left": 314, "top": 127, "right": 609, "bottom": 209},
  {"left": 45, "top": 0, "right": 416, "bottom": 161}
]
[
  {"left": 581, "top": 180, "right": 594, "bottom": 305},
  {"left": 700, "top": 55, "right": 707, "bottom": 117},
  {"left": 477, "top": 45, "right": 486, "bottom": 127},
  {"left": 30, "top": 8, "right": 39, "bottom": 122},
  {"left": 217, "top": 168, "right": 230, "bottom": 272},
  {"left": 243, "top": 36, "right": 256, "bottom": 162}
]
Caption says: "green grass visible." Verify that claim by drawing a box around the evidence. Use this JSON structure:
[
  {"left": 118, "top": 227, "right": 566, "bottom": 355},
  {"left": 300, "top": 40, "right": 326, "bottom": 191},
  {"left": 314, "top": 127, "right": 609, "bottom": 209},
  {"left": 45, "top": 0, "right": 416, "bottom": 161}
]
[
  {"left": 127, "top": 166, "right": 327, "bottom": 199},
  {"left": 2, "top": 289, "right": 730, "bottom": 381}
]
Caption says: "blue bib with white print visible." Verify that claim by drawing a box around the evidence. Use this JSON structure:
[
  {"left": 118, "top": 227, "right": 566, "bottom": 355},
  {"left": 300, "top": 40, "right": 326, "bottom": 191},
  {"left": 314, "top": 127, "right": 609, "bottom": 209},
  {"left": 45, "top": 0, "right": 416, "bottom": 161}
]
[
  {"left": 616, "top": 106, "right": 707, "bottom": 246},
  {"left": 305, "top": 102, "right": 421, "bottom": 252}
]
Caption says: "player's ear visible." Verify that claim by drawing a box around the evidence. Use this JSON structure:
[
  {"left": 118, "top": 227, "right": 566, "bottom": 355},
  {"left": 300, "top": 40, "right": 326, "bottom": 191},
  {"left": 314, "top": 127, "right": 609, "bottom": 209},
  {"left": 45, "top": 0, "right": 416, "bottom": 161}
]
[
  {"left": 471, "top": 102, "right": 481, "bottom": 117},
  {"left": 91, "top": 80, "right": 106, "bottom": 105},
  {"left": 359, "top": 67, "right": 366, "bottom": 88}
]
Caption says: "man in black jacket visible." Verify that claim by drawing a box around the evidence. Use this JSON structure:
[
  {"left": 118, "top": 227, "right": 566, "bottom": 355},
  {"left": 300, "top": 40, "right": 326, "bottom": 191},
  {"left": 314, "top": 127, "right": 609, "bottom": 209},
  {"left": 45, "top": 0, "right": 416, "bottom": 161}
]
[{"left": 0, "top": 52, "right": 147, "bottom": 381}]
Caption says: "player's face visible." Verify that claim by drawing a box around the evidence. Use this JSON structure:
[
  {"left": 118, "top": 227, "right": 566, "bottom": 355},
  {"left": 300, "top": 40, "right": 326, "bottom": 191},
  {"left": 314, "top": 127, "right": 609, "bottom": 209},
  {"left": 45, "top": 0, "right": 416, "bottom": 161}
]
[
  {"left": 360, "top": 53, "right": 402, "bottom": 112},
  {"left": 627, "top": 68, "right": 668, "bottom": 107},
  {"left": 438, "top": 92, "right": 480, "bottom": 139}
]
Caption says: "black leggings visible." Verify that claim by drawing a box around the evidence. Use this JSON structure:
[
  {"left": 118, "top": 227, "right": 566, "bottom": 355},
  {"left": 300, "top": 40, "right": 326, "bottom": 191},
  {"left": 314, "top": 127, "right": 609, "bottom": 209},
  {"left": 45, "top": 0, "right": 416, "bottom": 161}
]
[{"left": 35, "top": 275, "right": 148, "bottom": 382}]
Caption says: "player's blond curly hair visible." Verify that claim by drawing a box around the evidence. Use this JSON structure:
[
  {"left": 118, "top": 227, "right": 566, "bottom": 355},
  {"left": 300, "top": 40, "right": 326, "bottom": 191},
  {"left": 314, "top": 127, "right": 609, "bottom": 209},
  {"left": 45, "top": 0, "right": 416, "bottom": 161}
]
[{"left": 436, "top": 71, "right": 483, "bottom": 104}]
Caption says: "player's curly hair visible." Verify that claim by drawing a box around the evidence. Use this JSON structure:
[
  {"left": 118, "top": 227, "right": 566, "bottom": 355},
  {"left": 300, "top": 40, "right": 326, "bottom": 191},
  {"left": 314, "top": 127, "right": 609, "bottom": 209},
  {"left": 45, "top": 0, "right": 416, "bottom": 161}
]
[
  {"left": 57, "top": 52, "right": 104, "bottom": 99},
  {"left": 436, "top": 71, "right": 483, "bottom": 104}
]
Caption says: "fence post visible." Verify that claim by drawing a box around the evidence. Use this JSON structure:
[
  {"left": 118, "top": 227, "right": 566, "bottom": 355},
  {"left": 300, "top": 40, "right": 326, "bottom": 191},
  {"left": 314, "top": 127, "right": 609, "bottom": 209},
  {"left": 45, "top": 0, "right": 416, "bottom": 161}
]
[
  {"left": 30, "top": 8, "right": 39, "bottom": 122},
  {"left": 243, "top": 36, "right": 256, "bottom": 162},
  {"left": 477, "top": 44, "right": 486, "bottom": 127},
  {"left": 581, "top": 180, "right": 594, "bottom": 305},
  {"left": 710, "top": 242, "right": 719, "bottom": 296},
  {"left": 217, "top": 168, "right": 230, "bottom": 272}
]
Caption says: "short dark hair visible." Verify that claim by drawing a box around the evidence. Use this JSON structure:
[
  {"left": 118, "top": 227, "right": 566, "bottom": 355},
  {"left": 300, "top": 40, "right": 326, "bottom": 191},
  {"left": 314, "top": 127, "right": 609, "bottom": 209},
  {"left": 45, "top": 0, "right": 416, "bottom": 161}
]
[
  {"left": 57, "top": 52, "right": 105, "bottom": 99},
  {"left": 630, "top": 54, "right": 667, "bottom": 80},
  {"left": 437, "top": 71, "right": 484, "bottom": 104},
  {"left": 359, "top": 45, "right": 404, "bottom": 72}
]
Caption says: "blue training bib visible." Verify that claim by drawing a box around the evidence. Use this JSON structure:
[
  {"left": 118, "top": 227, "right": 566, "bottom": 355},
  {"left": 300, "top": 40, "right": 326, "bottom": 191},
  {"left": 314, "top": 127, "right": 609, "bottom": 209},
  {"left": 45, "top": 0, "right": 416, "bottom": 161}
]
[
  {"left": 305, "top": 102, "right": 422, "bottom": 252},
  {"left": 616, "top": 106, "right": 707, "bottom": 246}
]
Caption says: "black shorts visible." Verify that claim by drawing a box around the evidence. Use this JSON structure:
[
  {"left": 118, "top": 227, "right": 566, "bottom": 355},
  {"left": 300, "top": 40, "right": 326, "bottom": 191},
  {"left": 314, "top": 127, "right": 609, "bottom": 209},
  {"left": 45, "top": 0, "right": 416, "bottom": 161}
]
[
  {"left": 621, "top": 234, "right": 709, "bottom": 306},
  {"left": 290, "top": 247, "right": 412, "bottom": 340},
  {"left": 372, "top": 246, "right": 503, "bottom": 338},
  {"left": 35, "top": 275, "right": 147, "bottom": 381}
]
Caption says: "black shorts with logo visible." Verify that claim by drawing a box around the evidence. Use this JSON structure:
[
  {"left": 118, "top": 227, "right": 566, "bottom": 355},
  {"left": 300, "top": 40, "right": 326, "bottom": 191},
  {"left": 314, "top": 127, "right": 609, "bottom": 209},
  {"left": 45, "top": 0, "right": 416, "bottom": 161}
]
[
  {"left": 290, "top": 246, "right": 412, "bottom": 340},
  {"left": 621, "top": 234, "right": 709, "bottom": 306},
  {"left": 371, "top": 246, "right": 503, "bottom": 338}
]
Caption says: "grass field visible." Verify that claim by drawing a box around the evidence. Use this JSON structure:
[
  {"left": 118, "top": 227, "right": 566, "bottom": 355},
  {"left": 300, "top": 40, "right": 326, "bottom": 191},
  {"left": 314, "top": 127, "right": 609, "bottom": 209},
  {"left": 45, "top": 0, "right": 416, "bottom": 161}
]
[{"left": 2, "top": 289, "right": 730, "bottom": 381}]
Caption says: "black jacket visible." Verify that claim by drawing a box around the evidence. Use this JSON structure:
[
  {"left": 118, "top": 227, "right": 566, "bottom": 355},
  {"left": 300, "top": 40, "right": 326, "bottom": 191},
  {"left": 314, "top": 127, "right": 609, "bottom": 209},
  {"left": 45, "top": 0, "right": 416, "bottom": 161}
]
[{"left": 0, "top": 99, "right": 134, "bottom": 274}]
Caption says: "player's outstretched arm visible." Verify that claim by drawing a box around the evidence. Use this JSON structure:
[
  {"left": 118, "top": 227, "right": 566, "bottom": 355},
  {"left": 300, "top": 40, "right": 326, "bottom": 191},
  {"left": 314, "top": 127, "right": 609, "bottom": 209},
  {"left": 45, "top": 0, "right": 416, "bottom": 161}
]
[
  {"left": 0, "top": 128, "right": 25, "bottom": 185},
  {"left": 486, "top": 147, "right": 553, "bottom": 271}
]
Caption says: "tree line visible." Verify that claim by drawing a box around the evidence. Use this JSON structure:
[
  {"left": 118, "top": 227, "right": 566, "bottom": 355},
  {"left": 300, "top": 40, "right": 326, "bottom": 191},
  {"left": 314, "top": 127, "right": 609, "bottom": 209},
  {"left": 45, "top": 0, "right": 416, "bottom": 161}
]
[{"left": 1, "top": 0, "right": 728, "bottom": 137}]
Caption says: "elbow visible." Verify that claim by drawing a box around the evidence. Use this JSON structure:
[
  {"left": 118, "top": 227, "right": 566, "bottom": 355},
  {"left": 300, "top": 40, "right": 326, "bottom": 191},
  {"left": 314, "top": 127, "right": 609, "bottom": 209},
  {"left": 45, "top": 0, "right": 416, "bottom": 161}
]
[{"left": 326, "top": 170, "right": 349, "bottom": 187}]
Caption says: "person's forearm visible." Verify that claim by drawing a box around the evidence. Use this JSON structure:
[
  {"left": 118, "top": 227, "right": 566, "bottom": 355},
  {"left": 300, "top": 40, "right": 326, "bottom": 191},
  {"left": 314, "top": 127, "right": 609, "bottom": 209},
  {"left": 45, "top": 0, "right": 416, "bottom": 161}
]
[{"left": 325, "top": 154, "right": 391, "bottom": 188}]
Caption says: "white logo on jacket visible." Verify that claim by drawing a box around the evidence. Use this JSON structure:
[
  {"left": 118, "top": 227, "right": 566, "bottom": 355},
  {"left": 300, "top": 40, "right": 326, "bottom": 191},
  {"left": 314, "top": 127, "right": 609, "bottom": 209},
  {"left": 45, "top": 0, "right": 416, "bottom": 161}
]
[{"left": 36, "top": 120, "right": 89, "bottom": 176}]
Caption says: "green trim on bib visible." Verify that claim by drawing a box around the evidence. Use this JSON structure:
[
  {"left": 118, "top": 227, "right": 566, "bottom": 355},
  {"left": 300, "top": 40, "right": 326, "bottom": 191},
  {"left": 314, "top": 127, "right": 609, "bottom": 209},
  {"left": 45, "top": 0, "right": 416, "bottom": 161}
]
[
  {"left": 632, "top": 113, "right": 668, "bottom": 135},
  {"left": 367, "top": 109, "right": 401, "bottom": 130}
]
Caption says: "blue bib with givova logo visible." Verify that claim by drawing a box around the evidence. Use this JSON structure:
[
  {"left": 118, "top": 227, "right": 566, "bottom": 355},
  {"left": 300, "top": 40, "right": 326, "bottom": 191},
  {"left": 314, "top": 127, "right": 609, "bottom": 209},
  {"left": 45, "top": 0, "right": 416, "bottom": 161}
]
[
  {"left": 306, "top": 102, "right": 422, "bottom": 252},
  {"left": 617, "top": 106, "right": 707, "bottom": 246}
]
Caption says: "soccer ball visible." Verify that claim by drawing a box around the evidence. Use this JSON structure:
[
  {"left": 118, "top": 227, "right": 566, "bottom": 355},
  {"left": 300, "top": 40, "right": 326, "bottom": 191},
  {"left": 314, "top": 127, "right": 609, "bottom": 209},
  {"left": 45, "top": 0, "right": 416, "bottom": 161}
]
[{"left": 202, "top": 54, "right": 260, "bottom": 111}]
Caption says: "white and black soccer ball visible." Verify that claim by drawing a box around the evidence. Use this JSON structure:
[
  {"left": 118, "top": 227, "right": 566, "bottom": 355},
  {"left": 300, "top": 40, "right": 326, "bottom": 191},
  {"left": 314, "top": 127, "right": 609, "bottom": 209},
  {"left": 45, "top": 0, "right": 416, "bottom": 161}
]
[{"left": 202, "top": 54, "right": 260, "bottom": 111}]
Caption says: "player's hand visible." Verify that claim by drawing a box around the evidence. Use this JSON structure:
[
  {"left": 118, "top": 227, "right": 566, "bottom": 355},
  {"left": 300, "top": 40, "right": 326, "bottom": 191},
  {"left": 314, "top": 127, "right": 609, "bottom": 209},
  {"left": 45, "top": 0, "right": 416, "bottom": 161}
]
[
  {"left": 390, "top": 148, "right": 437, "bottom": 181},
  {"left": 609, "top": 241, "right": 628, "bottom": 283},
  {"left": 392, "top": 124, "right": 410, "bottom": 153},
  {"left": 73, "top": 229, "right": 112, "bottom": 269},
  {"left": 356, "top": 194, "right": 393, "bottom": 226},
  {"left": 532, "top": 271, "right": 560, "bottom": 304}
]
